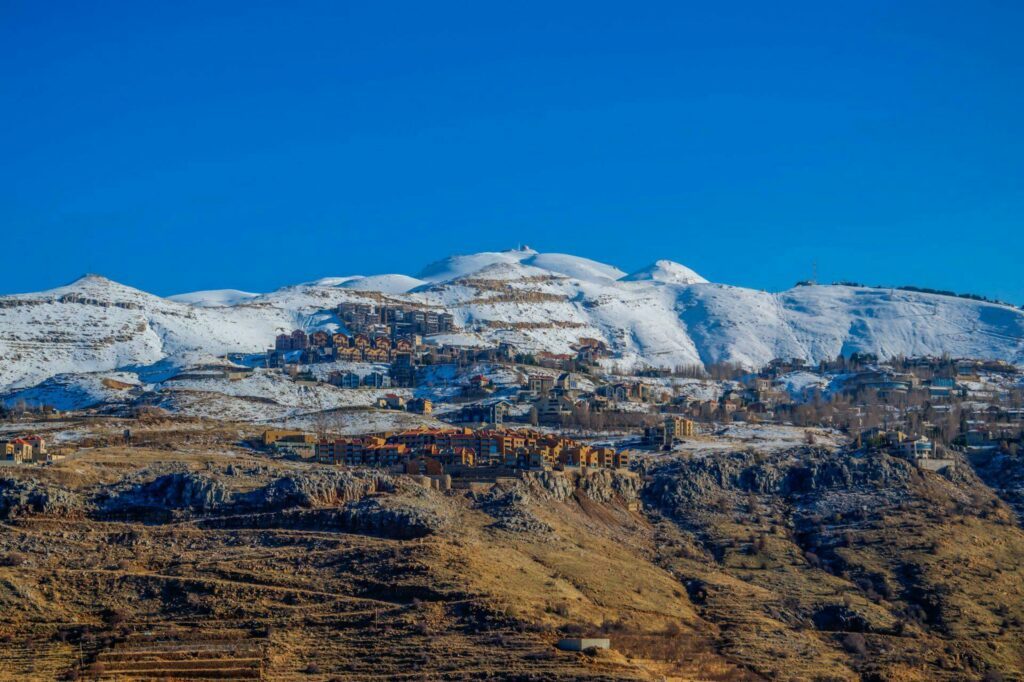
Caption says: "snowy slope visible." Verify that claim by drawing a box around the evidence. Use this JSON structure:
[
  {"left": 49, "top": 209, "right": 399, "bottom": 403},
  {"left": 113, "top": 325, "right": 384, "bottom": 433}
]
[
  {"left": 417, "top": 247, "right": 539, "bottom": 282},
  {"left": 338, "top": 274, "right": 427, "bottom": 294},
  {"left": 621, "top": 260, "right": 708, "bottom": 285},
  {"left": 0, "top": 275, "right": 298, "bottom": 390},
  {"left": 2, "top": 251, "right": 1023, "bottom": 397},
  {"left": 1, "top": 371, "right": 144, "bottom": 411},
  {"left": 168, "top": 289, "right": 261, "bottom": 307},
  {"left": 520, "top": 252, "right": 626, "bottom": 282}
]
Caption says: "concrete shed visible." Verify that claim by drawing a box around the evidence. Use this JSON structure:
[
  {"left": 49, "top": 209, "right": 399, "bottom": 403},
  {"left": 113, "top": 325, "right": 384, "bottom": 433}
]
[{"left": 556, "top": 638, "right": 611, "bottom": 652}]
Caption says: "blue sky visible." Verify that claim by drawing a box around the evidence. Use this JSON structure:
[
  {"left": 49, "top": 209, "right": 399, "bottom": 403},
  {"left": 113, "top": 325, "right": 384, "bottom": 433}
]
[{"left": 2, "top": 1, "right": 1022, "bottom": 302}]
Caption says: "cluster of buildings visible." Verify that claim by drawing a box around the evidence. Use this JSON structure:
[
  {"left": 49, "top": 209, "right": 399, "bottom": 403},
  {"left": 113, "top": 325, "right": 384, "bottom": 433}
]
[
  {"left": 838, "top": 370, "right": 966, "bottom": 401},
  {"left": 861, "top": 428, "right": 935, "bottom": 458},
  {"left": 642, "top": 416, "right": 697, "bottom": 449},
  {"left": 338, "top": 302, "right": 454, "bottom": 337},
  {"left": 314, "top": 427, "right": 629, "bottom": 473},
  {"left": 326, "top": 370, "right": 394, "bottom": 389},
  {"left": 270, "top": 329, "right": 418, "bottom": 366},
  {"left": 1, "top": 435, "right": 56, "bottom": 464},
  {"left": 267, "top": 325, "right": 520, "bottom": 388},
  {"left": 373, "top": 394, "right": 433, "bottom": 413},
  {"left": 858, "top": 428, "right": 958, "bottom": 471}
]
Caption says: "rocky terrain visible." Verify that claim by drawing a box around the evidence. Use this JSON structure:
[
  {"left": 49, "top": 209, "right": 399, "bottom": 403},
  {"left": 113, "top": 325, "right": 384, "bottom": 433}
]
[{"left": 1, "top": 419, "right": 1023, "bottom": 680}]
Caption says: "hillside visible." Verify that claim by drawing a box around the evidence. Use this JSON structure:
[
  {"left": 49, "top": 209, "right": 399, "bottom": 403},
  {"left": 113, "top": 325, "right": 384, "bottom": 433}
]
[
  {"left": 1, "top": 421, "right": 1022, "bottom": 680},
  {"left": 1, "top": 249, "right": 1023, "bottom": 394}
]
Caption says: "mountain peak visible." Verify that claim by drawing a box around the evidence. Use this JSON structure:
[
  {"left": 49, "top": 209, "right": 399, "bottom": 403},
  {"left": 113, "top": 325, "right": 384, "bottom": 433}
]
[
  {"left": 36, "top": 273, "right": 163, "bottom": 303},
  {"left": 72, "top": 273, "right": 114, "bottom": 285},
  {"left": 621, "top": 260, "right": 708, "bottom": 285}
]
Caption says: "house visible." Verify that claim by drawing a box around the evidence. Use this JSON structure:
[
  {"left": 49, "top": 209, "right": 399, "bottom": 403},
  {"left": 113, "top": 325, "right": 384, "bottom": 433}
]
[
  {"left": 459, "top": 400, "right": 512, "bottom": 425},
  {"left": 555, "top": 373, "right": 579, "bottom": 392},
  {"left": 377, "top": 394, "right": 406, "bottom": 410},
  {"left": 331, "top": 332, "right": 349, "bottom": 347},
  {"left": 271, "top": 433, "right": 317, "bottom": 458},
  {"left": 289, "top": 329, "right": 309, "bottom": 350},
  {"left": 599, "top": 384, "right": 629, "bottom": 402},
  {"left": 926, "top": 377, "right": 961, "bottom": 399},
  {"left": 897, "top": 436, "right": 934, "bottom": 460},
  {"left": 527, "top": 374, "right": 555, "bottom": 395},
  {"left": 534, "top": 395, "right": 577, "bottom": 425},
  {"left": 437, "top": 447, "right": 475, "bottom": 467},
  {"left": 407, "top": 398, "right": 433, "bottom": 414},
  {"left": 1, "top": 439, "right": 33, "bottom": 463},
  {"left": 1, "top": 435, "right": 46, "bottom": 463},
  {"left": 405, "top": 455, "right": 445, "bottom": 476},
  {"left": 469, "top": 375, "right": 492, "bottom": 390},
  {"left": 310, "top": 331, "right": 330, "bottom": 348},
  {"left": 328, "top": 371, "right": 363, "bottom": 388},
  {"left": 537, "top": 352, "right": 573, "bottom": 368},
  {"left": 262, "top": 429, "right": 310, "bottom": 446},
  {"left": 334, "top": 347, "right": 359, "bottom": 361},
  {"left": 274, "top": 333, "right": 292, "bottom": 351},
  {"left": 363, "top": 372, "right": 392, "bottom": 389},
  {"left": 23, "top": 435, "right": 47, "bottom": 459},
  {"left": 598, "top": 382, "right": 651, "bottom": 403},
  {"left": 643, "top": 416, "right": 696, "bottom": 449},
  {"left": 390, "top": 353, "right": 418, "bottom": 387}
]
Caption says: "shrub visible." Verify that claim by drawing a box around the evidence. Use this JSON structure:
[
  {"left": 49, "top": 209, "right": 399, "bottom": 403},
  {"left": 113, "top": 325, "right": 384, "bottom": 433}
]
[
  {"left": 0, "top": 552, "right": 27, "bottom": 567},
  {"left": 101, "top": 608, "right": 127, "bottom": 627},
  {"left": 841, "top": 632, "right": 868, "bottom": 656}
]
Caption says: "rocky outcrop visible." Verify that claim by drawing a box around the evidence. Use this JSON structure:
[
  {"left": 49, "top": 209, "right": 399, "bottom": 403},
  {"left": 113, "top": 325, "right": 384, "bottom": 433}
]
[
  {"left": 644, "top": 448, "right": 915, "bottom": 516},
  {"left": 480, "top": 484, "right": 554, "bottom": 535},
  {"left": 967, "top": 449, "right": 1024, "bottom": 521},
  {"left": 99, "top": 472, "right": 229, "bottom": 519},
  {"left": 478, "top": 469, "right": 642, "bottom": 535},
  {"left": 521, "top": 468, "right": 642, "bottom": 503},
  {"left": 197, "top": 501, "right": 442, "bottom": 539},
  {"left": 812, "top": 604, "right": 873, "bottom": 633},
  {"left": 0, "top": 477, "right": 85, "bottom": 519},
  {"left": 337, "top": 496, "right": 444, "bottom": 538},
  {"left": 235, "top": 469, "right": 393, "bottom": 511}
]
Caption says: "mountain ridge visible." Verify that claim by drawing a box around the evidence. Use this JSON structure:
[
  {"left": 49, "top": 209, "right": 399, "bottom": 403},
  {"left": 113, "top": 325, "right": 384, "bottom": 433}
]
[{"left": 1, "top": 247, "right": 1022, "bottom": 393}]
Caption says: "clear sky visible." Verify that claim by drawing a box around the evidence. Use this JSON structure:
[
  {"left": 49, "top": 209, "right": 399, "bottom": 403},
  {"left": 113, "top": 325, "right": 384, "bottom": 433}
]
[{"left": 2, "top": 1, "right": 1022, "bottom": 302}]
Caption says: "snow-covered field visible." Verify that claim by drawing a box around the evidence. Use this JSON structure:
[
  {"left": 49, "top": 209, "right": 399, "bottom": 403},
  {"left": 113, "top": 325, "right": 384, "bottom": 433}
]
[
  {"left": 674, "top": 423, "right": 846, "bottom": 455},
  {"left": 2, "top": 247, "right": 1023, "bottom": 404}
]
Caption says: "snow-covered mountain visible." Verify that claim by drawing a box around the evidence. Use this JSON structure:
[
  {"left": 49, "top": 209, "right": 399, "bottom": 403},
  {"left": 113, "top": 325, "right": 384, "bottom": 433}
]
[
  {"left": 622, "top": 260, "right": 708, "bottom": 285},
  {"left": 2, "top": 250, "right": 1023, "bottom": 396},
  {"left": 167, "top": 289, "right": 261, "bottom": 307},
  {"left": 338, "top": 274, "right": 427, "bottom": 294}
]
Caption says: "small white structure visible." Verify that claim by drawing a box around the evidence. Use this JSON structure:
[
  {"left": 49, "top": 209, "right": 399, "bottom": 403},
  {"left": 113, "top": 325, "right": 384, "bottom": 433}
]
[{"left": 556, "top": 638, "right": 610, "bottom": 652}]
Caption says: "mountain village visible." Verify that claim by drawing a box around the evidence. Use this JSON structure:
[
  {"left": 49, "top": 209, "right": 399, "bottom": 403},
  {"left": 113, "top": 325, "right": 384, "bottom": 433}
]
[
  {"left": 3, "top": 249, "right": 1024, "bottom": 681},
  {"left": 5, "top": 290, "right": 1022, "bottom": 486}
]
